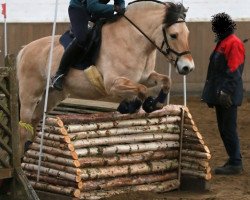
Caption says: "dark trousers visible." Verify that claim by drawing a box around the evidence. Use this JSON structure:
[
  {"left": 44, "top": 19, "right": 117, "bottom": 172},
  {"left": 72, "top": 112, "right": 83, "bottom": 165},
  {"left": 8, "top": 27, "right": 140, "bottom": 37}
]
[
  {"left": 215, "top": 105, "right": 242, "bottom": 166},
  {"left": 68, "top": 6, "right": 90, "bottom": 45}
]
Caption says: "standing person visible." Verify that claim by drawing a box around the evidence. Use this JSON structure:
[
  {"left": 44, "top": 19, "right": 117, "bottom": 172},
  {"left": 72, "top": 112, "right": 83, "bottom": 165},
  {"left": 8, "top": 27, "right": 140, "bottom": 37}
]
[
  {"left": 51, "top": 0, "right": 125, "bottom": 91},
  {"left": 202, "top": 12, "right": 245, "bottom": 175}
]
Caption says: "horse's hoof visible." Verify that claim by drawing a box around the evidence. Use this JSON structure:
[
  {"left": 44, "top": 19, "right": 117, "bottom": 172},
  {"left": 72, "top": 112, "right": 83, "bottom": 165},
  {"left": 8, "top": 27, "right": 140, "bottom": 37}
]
[
  {"left": 117, "top": 100, "right": 130, "bottom": 114},
  {"left": 142, "top": 96, "right": 157, "bottom": 113},
  {"left": 128, "top": 98, "right": 142, "bottom": 114},
  {"left": 117, "top": 99, "right": 142, "bottom": 114},
  {"left": 24, "top": 140, "right": 33, "bottom": 152}
]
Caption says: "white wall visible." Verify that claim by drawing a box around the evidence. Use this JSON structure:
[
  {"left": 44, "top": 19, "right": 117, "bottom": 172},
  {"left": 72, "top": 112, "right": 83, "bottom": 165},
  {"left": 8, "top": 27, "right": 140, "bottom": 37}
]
[{"left": 1, "top": 0, "right": 250, "bottom": 22}]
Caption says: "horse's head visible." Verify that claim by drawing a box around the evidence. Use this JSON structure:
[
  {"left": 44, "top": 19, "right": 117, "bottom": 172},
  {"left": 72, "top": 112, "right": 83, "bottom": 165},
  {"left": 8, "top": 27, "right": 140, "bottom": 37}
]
[
  {"left": 162, "top": 2, "right": 195, "bottom": 75},
  {"left": 123, "top": 1, "right": 194, "bottom": 75}
]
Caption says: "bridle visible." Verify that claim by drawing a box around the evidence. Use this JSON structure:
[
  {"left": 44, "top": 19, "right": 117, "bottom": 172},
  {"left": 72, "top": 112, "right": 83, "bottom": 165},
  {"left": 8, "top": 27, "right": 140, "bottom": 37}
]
[{"left": 123, "top": 0, "right": 191, "bottom": 67}]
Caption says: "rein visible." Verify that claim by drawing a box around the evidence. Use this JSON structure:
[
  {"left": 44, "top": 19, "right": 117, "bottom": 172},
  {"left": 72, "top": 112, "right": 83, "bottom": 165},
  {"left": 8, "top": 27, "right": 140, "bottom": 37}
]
[{"left": 122, "top": 14, "right": 191, "bottom": 66}]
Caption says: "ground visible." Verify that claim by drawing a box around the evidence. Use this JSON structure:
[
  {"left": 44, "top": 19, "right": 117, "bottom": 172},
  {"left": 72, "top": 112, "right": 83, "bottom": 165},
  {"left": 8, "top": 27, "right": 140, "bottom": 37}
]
[{"left": 105, "top": 96, "right": 250, "bottom": 200}]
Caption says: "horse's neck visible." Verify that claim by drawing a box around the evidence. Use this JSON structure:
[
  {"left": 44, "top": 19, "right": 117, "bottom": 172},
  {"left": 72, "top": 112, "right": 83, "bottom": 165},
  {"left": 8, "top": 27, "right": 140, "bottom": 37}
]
[
  {"left": 126, "top": 2, "right": 166, "bottom": 40},
  {"left": 105, "top": 4, "right": 165, "bottom": 52}
]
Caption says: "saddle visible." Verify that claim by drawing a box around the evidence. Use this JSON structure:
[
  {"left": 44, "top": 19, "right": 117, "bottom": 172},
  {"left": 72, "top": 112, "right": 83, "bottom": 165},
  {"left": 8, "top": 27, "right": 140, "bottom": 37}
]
[{"left": 59, "top": 20, "right": 105, "bottom": 70}]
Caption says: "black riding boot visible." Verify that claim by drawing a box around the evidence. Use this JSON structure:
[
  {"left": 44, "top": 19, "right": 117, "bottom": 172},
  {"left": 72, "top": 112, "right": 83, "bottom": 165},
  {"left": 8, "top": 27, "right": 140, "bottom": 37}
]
[{"left": 51, "top": 39, "right": 85, "bottom": 91}]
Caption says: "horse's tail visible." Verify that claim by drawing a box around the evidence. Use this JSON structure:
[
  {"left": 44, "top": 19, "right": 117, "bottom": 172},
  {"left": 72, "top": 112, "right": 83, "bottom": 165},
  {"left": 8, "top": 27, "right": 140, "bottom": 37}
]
[
  {"left": 16, "top": 46, "right": 26, "bottom": 81},
  {"left": 16, "top": 46, "right": 26, "bottom": 118}
]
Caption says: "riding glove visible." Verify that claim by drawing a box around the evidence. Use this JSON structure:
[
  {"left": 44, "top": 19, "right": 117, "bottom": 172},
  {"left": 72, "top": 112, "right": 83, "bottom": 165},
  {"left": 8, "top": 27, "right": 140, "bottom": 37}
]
[
  {"left": 114, "top": 5, "right": 125, "bottom": 15},
  {"left": 219, "top": 91, "right": 232, "bottom": 109}
]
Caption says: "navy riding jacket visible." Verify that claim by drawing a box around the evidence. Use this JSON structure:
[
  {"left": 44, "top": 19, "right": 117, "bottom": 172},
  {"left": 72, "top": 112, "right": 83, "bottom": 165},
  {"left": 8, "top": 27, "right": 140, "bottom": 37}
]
[
  {"left": 201, "top": 34, "right": 245, "bottom": 106},
  {"left": 70, "top": 0, "right": 125, "bottom": 18}
]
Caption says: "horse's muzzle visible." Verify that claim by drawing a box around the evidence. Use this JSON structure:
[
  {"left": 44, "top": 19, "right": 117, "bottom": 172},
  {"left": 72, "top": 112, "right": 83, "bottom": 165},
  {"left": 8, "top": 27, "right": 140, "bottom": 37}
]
[{"left": 177, "top": 58, "right": 195, "bottom": 75}]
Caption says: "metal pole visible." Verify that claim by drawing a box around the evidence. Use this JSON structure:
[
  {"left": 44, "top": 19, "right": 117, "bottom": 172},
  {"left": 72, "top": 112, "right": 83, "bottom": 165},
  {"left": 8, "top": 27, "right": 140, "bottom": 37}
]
[
  {"left": 183, "top": 75, "right": 187, "bottom": 107},
  {"left": 182, "top": 0, "right": 187, "bottom": 107},
  {"left": 4, "top": 17, "right": 7, "bottom": 56},
  {"left": 37, "top": 0, "right": 59, "bottom": 182},
  {"left": 167, "top": 62, "right": 171, "bottom": 105},
  {"left": 3, "top": 1, "right": 7, "bottom": 56}
]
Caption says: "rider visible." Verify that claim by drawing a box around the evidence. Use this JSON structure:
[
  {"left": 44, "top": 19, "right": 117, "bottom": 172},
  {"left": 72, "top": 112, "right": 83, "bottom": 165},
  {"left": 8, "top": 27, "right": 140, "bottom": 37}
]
[{"left": 51, "top": 0, "right": 126, "bottom": 91}]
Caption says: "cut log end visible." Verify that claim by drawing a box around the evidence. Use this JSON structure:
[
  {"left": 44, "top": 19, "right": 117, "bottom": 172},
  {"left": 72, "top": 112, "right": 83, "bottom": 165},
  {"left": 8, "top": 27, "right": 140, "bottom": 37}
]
[
  {"left": 73, "top": 160, "right": 80, "bottom": 168},
  {"left": 60, "top": 128, "right": 68, "bottom": 136},
  {"left": 56, "top": 117, "right": 64, "bottom": 127},
  {"left": 75, "top": 176, "right": 81, "bottom": 183},
  {"left": 68, "top": 144, "right": 75, "bottom": 152},
  {"left": 73, "top": 189, "right": 81, "bottom": 198},
  {"left": 64, "top": 136, "right": 71, "bottom": 144},
  {"left": 71, "top": 151, "right": 78, "bottom": 160}
]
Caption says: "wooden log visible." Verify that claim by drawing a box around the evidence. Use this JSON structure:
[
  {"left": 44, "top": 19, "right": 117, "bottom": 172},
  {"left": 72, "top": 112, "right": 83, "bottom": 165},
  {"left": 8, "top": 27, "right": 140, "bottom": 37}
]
[
  {"left": 79, "top": 179, "right": 180, "bottom": 199},
  {"left": 43, "top": 126, "right": 68, "bottom": 135},
  {"left": 183, "top": 124, "right": 198, "bottom": 132},
  {"left": 36, "top": 132, "right": 71, "bottom": 143},
  {"left": 68, "top": 124, "right": 179, "bottom": 141},
  {"left": 78, "top": 150, "right": 179, "bottom": 167},
  {"left": 184, "top": 118, "right": 195, "bottom": 126},
  {"left": 33, "top": 137, "right": 69, "bottom": 150},
  {"left": 75, "top": 141, "right": 179, "bottom": 157},
  {"left": 67, "top": 124, "right": 180, "bottom": 138},
  {"left": 181, "top": 156, "right": 210, "bottom": 168},
  {"left": 183, "top": 136, "right": 205, "bottom": 145},
  {"left": 21, "top": 163, "right": 81, "bottom": 182},
  {"left": 72, "top": 133, "right": 179, "bottom": 149},
  {"left": 181, "top": 169, "right": 212, "bottom": 180},
  {"left": 29, "top": 143, "right": 78, "bottom": 159},
  {"left": 58, "top": 104, "right": 183, "bottom": 125},
  {"left": 80, "top": 159, "right": 178, "bottom": 180},
  {"left": 30, "top": 181, "right": 80, "bottom": 198},
  {"left": 181, "top": 149, "right": 211, "bottom": 159},
  {"left": 181, "top": 161, "right": 211, "bottom": 173},
  {"left": 22, "top": 157, "right": 82, "bottom": 175},
  {"left": 184, "top": 130, "right": 203, "bottom": 140},
  {"left": 182, "top": 143, "right": 210, "bottom": 153},
  {"left": 34, "top": 137, "right": 75, "bottom": 151},
  {"left": 25, "top": 172, "right": 83, "bottom": 189},
  {"left": 80, "top": 172, "right": 177, "bottom": 191},
  {"left": 25, "top": 150, "right": 80, "bottom": 167},
  {"left": 65, "top": 116, "right": 181, "bottom": 133},
  {"left": 45, "top": 117, "right": 64, "bottom": 127}
]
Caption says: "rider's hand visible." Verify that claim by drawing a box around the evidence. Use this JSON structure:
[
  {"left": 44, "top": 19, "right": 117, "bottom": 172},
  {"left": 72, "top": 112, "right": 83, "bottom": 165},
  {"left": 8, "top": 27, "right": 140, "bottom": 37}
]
[{"left": 114, "top": 5, "right": 126, "bottom": 15}]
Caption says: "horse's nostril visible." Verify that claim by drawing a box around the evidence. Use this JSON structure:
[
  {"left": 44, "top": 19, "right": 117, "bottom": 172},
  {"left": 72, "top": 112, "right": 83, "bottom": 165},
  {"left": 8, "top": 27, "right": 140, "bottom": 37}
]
[{"left": 182, "top": 66, "right": 190, "bottom": 74}]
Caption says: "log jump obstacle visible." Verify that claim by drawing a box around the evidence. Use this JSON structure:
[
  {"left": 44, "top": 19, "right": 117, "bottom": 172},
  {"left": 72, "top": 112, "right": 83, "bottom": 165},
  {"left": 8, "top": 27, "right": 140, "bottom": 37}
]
[
  {"left": 22, "top": 104, "right": 211, "bottom": 199},
  {"left": 0, "top": 55, "right": 39, "bottom": 199}
]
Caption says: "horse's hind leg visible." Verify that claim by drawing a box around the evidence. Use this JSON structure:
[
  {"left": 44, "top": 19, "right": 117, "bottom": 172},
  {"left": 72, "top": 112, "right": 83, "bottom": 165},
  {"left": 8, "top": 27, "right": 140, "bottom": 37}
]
[{"left": 108, "top": 77, "right": 148, "bottom": 114}]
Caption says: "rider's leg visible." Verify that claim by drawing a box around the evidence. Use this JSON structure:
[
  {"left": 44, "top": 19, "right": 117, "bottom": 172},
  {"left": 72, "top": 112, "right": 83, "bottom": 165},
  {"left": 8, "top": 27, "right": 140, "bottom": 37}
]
[
  {"left": 51, "top": 39, "right": 85, "bottom": 91},
  {"left": 52, "top": 6, "right": 89, "bottom": 91}
]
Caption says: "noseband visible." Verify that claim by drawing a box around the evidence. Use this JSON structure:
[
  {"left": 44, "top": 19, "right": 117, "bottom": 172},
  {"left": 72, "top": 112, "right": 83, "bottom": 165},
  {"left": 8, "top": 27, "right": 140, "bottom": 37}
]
[{"left": 122, "top": 16, "right": 191, "bottom": 67}]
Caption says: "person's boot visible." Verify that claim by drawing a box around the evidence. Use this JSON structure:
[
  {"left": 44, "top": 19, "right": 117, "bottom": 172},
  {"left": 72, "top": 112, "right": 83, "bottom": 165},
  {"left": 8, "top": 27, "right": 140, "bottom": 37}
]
[
  {"left": 214, "top": 161, "right": 243, "bottom": 175},
  {"left": 51, "top": 39, "right": 85, "bottom": 91}
]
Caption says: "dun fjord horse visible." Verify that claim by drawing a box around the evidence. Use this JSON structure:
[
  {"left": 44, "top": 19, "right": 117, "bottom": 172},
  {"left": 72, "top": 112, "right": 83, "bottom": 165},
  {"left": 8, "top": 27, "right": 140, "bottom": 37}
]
[{"left": 17, "top": 1, "right": 194, "bottom": 154}]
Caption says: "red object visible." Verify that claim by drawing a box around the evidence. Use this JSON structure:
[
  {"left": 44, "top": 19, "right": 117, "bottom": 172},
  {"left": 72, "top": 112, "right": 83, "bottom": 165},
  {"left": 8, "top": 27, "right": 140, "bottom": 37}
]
[{"left": 1, "top": 3, "right": 6, "bottom": 18}]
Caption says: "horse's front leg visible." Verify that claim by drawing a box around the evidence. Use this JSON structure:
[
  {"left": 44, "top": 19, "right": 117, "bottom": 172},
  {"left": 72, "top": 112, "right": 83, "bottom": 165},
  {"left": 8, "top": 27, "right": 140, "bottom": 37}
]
[
  {"left": 108, "top": 77, "right": 147, "bottom": 114},
  {"left": 142, "top": 71, "right": 171, "bottom": 113}
]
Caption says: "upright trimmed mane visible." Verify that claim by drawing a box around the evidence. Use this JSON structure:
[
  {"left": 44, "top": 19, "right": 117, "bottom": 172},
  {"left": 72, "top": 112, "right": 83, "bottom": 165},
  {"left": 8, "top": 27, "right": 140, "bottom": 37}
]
[
  {"left": 164, "top": 2, "right": 188, "bottom": 27},
  {"left": 128, "top": 0, "right": 188, "bottom": 27}
]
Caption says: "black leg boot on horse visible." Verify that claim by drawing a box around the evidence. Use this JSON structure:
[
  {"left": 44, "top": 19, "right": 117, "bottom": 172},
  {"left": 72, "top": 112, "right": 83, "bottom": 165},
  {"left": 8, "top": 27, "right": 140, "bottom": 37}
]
[{"left": 51, "top": 38, "right": 86, "bottom": 91}]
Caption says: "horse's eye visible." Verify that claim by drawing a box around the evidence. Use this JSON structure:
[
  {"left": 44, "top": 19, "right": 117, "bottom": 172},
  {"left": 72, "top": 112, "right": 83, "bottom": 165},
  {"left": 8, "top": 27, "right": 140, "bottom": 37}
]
[{"left": 170, "top": 34, "right": 177, "bottom": 39}]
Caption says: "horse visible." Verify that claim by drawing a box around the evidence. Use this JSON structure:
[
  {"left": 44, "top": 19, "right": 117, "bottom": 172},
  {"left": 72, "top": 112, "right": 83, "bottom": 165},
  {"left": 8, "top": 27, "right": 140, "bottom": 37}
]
[{"left": 16, "top": 0, "right": 194, "bottom": 155}]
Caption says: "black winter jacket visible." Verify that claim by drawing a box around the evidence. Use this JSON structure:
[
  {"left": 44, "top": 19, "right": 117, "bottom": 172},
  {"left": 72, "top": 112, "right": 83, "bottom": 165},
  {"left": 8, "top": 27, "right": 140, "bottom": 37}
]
[{"left": 202, "top": 34, "right": 245, "bottom": 106}]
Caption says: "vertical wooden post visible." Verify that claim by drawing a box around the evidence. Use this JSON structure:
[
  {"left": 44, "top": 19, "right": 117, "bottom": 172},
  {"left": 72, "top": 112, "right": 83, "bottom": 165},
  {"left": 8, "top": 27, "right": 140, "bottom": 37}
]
[
  {"left": 178, "top": 108, "right": 185, "bottom": 185},
  {"left": 5, "top": 54, "right": 20, "bottom": 199}
]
